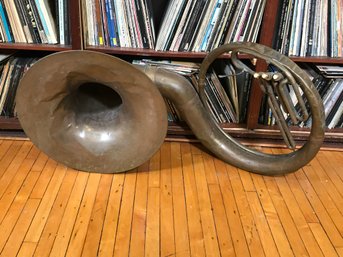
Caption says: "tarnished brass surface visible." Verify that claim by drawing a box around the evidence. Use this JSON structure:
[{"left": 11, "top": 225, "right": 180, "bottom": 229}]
[
  {"left": 16, "top": 43, "right": 325, "bottom": 175},
  {"left": 196, "top": 42, "right": 325, "bottom": 174},
  {"left": 16, "top": 51, "right": 168, "bottom": 173}
]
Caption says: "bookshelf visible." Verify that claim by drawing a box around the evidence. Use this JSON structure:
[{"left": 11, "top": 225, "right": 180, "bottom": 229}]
[
  {"left": 0, "top": 0, "right": 342, "bottom": 148},
  {"left": 0, "top": 0, "right": 80, "bottom": 131}
]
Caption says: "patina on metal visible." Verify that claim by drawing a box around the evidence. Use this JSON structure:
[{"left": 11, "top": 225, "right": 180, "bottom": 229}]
[
  {"left": 196, "top": 42, "right": 325, "bottom": 175},
  {"left": 16, "top": 42, "right": 325, "bottom": 175},
  {"left": 16, "top": 51, "right": 168, "bottom": 173}
]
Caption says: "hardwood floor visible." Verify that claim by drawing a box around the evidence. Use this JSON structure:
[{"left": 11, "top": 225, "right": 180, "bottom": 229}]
[{"left": 0, "top": 139, "right": 342, "bottom": 257}]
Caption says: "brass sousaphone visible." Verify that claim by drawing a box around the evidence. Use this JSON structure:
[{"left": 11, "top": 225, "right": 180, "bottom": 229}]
[{"left": 16, "top": 43, "right": 325, "bottom": 175}]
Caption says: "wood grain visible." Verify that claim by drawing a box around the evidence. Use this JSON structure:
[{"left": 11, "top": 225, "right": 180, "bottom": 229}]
[{"left": 0, "top": 140, "right": 341, "bottom": 257}]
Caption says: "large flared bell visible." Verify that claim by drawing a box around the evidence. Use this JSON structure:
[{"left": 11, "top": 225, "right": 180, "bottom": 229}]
[{"left": 16, "top": 51, "right": 168, "bottom": 173}]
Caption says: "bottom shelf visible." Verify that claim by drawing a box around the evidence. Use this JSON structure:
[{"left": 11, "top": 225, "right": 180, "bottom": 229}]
[{"left": 0, "top": 117, "right": 22, "bottom": 130}]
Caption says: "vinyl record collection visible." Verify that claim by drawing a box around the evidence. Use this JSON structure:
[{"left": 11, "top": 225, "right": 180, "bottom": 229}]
[
  {"left": 82, "top": 0, "right": 267, "bottom": 51},
  {"left": 0, "top": 0, "right": 70, "bottom": 45},
  {"left": 82, "top": 0, "right": 156, "bottom": 48},
  {"left": 155, "top": 0, "right": 266, "bottom": 52},
  {"left": 273, "top": 0, "right": 343, "bottom": 57},
  {"left": 0, "top": 54, "right": 253, "bottom": 124},
  {"left": 133, "top": 59, "right": 252, "bottom": 124},
  {"left": 0, "top": 56, "right": 38, "bottom": 117},
  {"left": 259, "top": 64, "right": 343, "bottom": 129}
]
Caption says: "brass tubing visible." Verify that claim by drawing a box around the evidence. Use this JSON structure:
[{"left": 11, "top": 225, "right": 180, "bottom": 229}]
[
  {"left": 138, "top": 63, "right": 324, "bottom": 175},
  {"left": 276, "top": 79, "right": 300, "bottom": 124},
  {"left": 261, "top": 79, "right": 296, "bottom": 149}
]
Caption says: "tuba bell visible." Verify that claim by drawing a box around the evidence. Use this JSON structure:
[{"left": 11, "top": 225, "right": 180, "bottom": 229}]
[{"left": 15, "top": 42, "right": 325, "bottom": 175}]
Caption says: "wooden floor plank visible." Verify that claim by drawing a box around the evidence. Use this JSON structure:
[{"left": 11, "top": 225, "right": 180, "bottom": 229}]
[
  {"left": 66, "top": 173, "right": 102, "bottom": 257},
  {"left": 192, "top": 154, "right": 221, "bottom": 257},
  {"left": 48, "top": 172, "right": 89, "bottom": 257},
  {"left": 190, "top": 144, "right": 203, "bottom": 155},
  {"left": 271, "top": 149, "right": 318, "bottom": 224},
  {"left": 251, "top": 173, "right": 294, "bottom": 257},
  {"left": 33, "top": 169, "right": 78, "bottom": 257},
  {"left": 325, "top": 151, "right": 343, "bottom": 179},
  {"left": 129, "top": 163, "right": 149, "bottom": 257},
  {"left": 227, "top": 165, "right": 266, "bottom": 257},
  {"left": 0, "top": 140, "right": 13, "bottom": 163},
  {"left": 336, "top": 248, "right": 343, "bottom": 256},
  {"left": 171, "top": 142, "right": 190, "bottom": 257},
  {"left": 0, "top": 141, "right": 24, "bottom": 180},
  {"left": 149, "top": 149, "right": 160, "bottom": 188},
  {"left": 30, "top": 159, "right": 58, "bottom": 199},
  {"left": 30, "top": 152, "right": 49, "bottom": 172},
  {"left": 264, "top": 176, "right": 309, "bottom": 257},
  {"left": 309, "top": 223, "right": 339, "bottom": 257},
  {"left": 160, "top": 142, "right": 176, "bottom": 257},
  {"left": 201, "top": 151, "right": 219, "bottom": 185},
  {"left": 285, "top": 173, "right": 319, "bottom": 223},
  {"left": 0, "top": 140, "right": 342, "bottom": 257},
  {"left": 246, "top": 191, "right": 280, "bottom": 257},
  {"left": 0, "top": 171, "right": 40, "bottom": 252},
  {"left": 295, "top": 170, "right": 343, "bottom": 248},
  {"left": 214, "top": 159, "right": 250, "bottom": 257},
  {"left": 25, "top": 145, "right": 40, "bottom": 160},
  {"left": 0, "top": 158, "right": 35, "bottom": 223},
  {"left": 82, "top": 174, "right": 113, "bottom": 257},
  {"left": 181, "top": 143, "right": 206, "bottom": 257},
  {"left": 279, "top": 147, "right": 343, "bottom": 217},
  {"left": 17, "top": 242, "right": 37, "bottom": 257},
  {"left": 0, "top": 141, "right": 32, "bottom": 198},
  {"left": 238, "top": 169, "right": 255, "bottom": 192},
  {"left": 25, "top": 165, "right": 67, "bottom": 243},
  {"left": 113, "top": 171, "right": 137, "bottom": 257},
  {"left": 208, "top": 184, "right": 235, "bottom": 257},
  {"left": 274, "top": 175, "right": 325, "bottom": 257},
  {"left": 316, "top": 151, "right": 343, "bottom": 197},
  {"left": 98, "top": 173, "right": 125, "bottom": 257},
  {"left": 145, "top": 187, "right": 160, "bottom": 257},
  {"left": 0, "top": 199, "right": 40, "bottom": 257},
  {"left": 306, "top": 157, "right": 343, "bottom": 218}
]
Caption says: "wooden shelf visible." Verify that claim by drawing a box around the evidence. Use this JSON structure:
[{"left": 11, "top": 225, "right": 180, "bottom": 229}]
[
  {"left": 86, "top": 46, "right": 209, "bottom": 59},
  {"left": 0, "top": 43, "right": 72, "bottom": 52},
  {"left": 85, "top": 46, "right": 255, "bottom": 60},
  {"left": 167, "top": 122, "right": 343, "bottom": 144},
  {"left": 0, "top": 117, "right": 21, "bottom": 130},
  {"left": 290, "top": 56, "right": 343, "bottom": 64}
]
